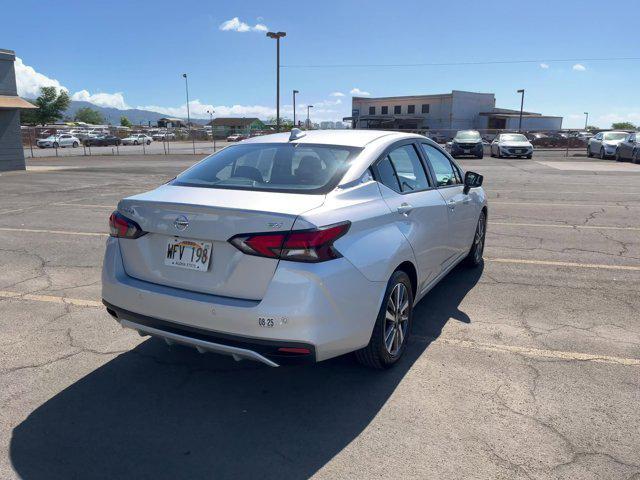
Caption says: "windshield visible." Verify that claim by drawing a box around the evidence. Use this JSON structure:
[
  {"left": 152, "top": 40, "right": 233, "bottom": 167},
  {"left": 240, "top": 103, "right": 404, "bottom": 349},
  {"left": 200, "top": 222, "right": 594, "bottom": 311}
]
[
  {"left": 454, "top": 131, "right": 481, "bottom": 141},
  {"left": 172, "top": 143, "right": 361, "bottom": 194},
  {"left": 603, "top": 132, "right": 627, "bottom": 141},
  {"left": 500, "top": 134, "right": 528, "bottom": 142}
]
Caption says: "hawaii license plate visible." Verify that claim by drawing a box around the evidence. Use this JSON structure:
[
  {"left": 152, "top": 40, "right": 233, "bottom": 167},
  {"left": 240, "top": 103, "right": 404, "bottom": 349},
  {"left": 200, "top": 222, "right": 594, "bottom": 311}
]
[{"left": 164, "top": 237, "right": 212, "bottom": 271}]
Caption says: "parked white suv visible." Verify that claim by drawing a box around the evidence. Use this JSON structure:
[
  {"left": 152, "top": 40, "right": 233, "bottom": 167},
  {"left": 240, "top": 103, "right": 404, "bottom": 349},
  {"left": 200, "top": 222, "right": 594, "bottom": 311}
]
[{"left": 102, "top": 130, "right": 487, "bottom": 368}]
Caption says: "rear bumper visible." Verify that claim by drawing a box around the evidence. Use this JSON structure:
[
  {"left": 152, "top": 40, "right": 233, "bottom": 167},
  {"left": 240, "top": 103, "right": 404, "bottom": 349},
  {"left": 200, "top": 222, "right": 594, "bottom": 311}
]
[{"left": 102, "top": 237, "right": 386, "bottom": 364}]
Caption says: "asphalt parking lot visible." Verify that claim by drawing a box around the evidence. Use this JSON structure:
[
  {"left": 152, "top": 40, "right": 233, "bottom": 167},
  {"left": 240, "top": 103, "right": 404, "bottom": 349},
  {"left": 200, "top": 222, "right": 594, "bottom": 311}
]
[{"left": 1, "top": 153, "right": 639, "bottom": 479}]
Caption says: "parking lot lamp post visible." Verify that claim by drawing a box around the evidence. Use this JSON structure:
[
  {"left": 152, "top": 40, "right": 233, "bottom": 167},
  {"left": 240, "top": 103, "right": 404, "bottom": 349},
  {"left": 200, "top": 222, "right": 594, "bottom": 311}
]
[
  {"left": 517, "top": 89, "right": 525, "bottom": 132},
  {"left": 266, "top": 31, "right": 286, "bottom": 132},
  {"left": 182, "top": 73, "right": 195, "bottom": 154},
  {"left": 584, "top": 112, "right": 589, "bottom": 130},
  {"left": 307, "top": 105, "right": 313, "bottom": 129},
  {"left": 293, "top": 90, "right": 299, "bottom": 127},
  {"left": 207, "top": 109, "right": 216, "bottom": 152}
]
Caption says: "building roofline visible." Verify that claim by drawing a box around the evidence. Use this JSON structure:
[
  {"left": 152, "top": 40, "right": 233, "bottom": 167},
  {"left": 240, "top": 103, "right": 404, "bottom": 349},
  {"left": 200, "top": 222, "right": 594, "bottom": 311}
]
[{"left": 352, "top": 90, "right": 495, "bottom": 102}]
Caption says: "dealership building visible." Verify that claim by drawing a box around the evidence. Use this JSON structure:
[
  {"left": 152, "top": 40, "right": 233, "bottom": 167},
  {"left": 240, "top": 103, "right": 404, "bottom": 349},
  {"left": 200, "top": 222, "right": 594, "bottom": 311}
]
[{"left": 345, "top": 90, "right": 562, "bottom": 132}]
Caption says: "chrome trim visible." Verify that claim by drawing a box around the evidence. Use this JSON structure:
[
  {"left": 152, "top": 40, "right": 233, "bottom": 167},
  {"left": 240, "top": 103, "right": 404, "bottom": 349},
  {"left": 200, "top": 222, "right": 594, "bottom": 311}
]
[{"left": 119, "top": 319, "right": 279, "bottom": 367}]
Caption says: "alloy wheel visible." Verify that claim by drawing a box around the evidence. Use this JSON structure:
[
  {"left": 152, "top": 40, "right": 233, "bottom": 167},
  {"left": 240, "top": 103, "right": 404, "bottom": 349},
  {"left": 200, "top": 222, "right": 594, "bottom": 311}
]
[{"left": 384, "top": 283, "right": 410, "bottom": 356}]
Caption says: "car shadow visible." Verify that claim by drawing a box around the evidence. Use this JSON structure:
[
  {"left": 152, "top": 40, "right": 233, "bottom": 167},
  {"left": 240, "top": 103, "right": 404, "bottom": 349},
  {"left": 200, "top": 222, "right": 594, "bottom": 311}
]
[{"left": 10, "top": 264, "right": 483, "bottom": 480}]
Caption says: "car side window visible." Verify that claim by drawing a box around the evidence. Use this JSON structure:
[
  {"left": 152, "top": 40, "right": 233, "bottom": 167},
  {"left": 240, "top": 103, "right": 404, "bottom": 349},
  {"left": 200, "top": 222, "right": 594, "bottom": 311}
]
[
  {"left": 376, "top": 157, "right": 401, "bottom": 193},
  {"left": 421, "top": 143, "right": 461, "bottom": 187},
  {"left": 387, "top": 144, "right": 430, "bottom": 192}
]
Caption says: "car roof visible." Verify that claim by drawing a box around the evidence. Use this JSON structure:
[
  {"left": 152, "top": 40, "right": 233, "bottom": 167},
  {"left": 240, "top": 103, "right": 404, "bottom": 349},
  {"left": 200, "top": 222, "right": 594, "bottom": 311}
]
[{"left": 240, "top": 129, "right": 422, "bottom": 148}]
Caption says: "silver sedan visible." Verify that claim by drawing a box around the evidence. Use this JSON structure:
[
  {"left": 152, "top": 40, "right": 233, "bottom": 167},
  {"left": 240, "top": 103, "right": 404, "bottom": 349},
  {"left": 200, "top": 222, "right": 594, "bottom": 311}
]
[{"left": 102, "top": 130, "right": 487, "bottom": 369}]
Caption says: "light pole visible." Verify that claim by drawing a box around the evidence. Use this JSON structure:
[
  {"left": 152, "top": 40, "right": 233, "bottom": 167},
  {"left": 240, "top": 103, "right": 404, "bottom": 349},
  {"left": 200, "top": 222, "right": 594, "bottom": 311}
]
[
  {"left": 584, "top": 112, "right": 589, "bottom": 130},
  {"left": 293, "top": 89, "right": 299, "bottom": 127},
  {"left": 517, "top": 89, "right": 525, "bottom": 132},
  {"left": 266, "top": 31, "right": 286, "bottom": 132},
  {"left": 207, "top": 109, "right": 216, "bottom": 152},
  {"left": 306, "top": 105, "right": 314, "bottom": 129},
  {"left": 182, "top": 73, "right": 195, "bottom": 153}
]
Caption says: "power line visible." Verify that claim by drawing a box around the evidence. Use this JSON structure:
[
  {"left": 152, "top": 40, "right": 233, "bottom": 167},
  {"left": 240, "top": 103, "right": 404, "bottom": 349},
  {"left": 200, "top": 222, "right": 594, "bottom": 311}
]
[{"left": 282, "top": 57, "right": 640, "bottom": 68}]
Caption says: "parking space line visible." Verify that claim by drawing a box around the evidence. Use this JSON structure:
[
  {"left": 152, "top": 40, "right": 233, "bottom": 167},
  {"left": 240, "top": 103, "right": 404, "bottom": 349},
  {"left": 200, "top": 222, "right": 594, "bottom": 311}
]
[
  {"left": 0, "top": 227, "right": 107, "bottom": 237},
  {"left": 490, "top": 222, "right": 640, "bottom": 231},
  {"left": 491, "top": 201, "right": 640, "bottom": 208},
  {"left": 486, "top": 189, "right": 640, "bottom": 195},
  {"left": 487, "top": 257, "right": 640, "bottom": 271},
  {"left": 56, "top": 203, "right": 114, "bottom": 209},
  {"left": 424, "top": 337, "right": 640, "bottom": 366},
  {"left": 0, "top": 290, "right": 102, "bottom": 308}
]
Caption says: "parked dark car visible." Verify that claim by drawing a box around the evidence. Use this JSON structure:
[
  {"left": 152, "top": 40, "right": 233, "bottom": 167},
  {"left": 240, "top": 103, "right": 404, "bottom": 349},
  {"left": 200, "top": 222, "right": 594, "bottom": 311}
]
[
  {"left": 84, "top": 135, "right": 122, "bottom": 147},
  {"left": 526, "top": 132, "right": 552, "bottom": 147},
  {"left": 450, "top": 130, "right": 483, "bottom": 158},
  {"left": 615, "top": 132, "right": 640, "bottom": 163}
]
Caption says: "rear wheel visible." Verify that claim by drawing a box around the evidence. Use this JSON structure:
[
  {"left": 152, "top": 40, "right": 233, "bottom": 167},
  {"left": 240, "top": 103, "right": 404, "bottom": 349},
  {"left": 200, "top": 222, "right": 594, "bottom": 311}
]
[
  {"left": 463, "top": 210, "right": 486, "bottom": 267},
  {"left": 72, "top": 141, "right": 79, "bottom": 148},
  {"left": 146, "top": 140, "right": 151, "bottom": 145},
  {"left": 355, "top": 271, "right": 413, "bottom": 369}
]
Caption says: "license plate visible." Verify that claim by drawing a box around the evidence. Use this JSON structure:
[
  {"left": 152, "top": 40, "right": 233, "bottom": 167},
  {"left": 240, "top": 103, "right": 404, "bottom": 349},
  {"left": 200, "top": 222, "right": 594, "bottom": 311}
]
[
  {"left": 165, "top": 237, "right": 212, "bottom": 271},
  {"left": 464, "top": 149, "right": 470, "bottom": 153}
]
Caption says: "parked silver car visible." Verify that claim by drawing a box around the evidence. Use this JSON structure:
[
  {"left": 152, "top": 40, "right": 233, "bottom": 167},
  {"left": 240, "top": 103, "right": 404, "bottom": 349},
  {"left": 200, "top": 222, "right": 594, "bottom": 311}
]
[
  {"left": 36, "top": 134, "right": 80, "bottom": 148},
  {"left": 615, "top": 132, "right": 640, "bottom": 163},
  {"left": 587, "top": 131, "right": 628, "bottom": 159},
  {"left": 102, "top": 130, "right": 487, "bottom": 368},
  {"left": 490, "top": 133, "right": 533, "bottom": 158}
]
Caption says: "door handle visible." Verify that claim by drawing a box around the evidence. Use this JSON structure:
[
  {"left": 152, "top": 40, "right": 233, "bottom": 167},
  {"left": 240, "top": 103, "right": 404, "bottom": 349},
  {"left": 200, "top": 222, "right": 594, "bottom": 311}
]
[
  {"left": 397, "top": 203, "right": 414, "bottom": 215},
  {"left": 447, "top": 199, "right": 456, "bottom": 210}
]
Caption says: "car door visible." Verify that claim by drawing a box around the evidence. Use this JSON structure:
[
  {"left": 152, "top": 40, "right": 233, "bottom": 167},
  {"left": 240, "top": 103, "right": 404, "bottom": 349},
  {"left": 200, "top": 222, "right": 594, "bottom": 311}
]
[
  {"left": 592, "top": 133, "right": 603, "bottom": 153},
  {"left": 420, "top": 142, "right": 478, "bottom": 260},
  {"left": 59, "top": 134, "right": 71, "bottom": 146},
  {"left": 622, "top": 134, "right": 635, "bottom": 159},
  {"left": 373, "top": 141, "right": 451, "bottom": 291}
]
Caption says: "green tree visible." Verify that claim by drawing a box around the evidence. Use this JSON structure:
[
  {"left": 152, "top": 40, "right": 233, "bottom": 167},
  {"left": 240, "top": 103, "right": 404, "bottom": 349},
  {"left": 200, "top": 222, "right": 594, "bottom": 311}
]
[
  {"left": 585, "top": 125, "right": 599, "bottom": 132},
  {"left": 19, "top": 99, "right": 39, "bottom": 125},
  {"left": 120, "top": 116, "right": 132, "bottom": 127},
  {"left": 27, "top": 86, "right": 70, "bottom": 125},
  {"left": 74, "top": 107, "right": 105, "bottom": 125},
  {"left": 611, "top": 121, "right": 636, "bottom": 130}
]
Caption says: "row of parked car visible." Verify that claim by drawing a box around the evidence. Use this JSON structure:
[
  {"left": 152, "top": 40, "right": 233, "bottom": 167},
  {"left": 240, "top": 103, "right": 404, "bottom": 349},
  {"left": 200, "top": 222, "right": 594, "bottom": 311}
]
[
  {"left": 36, "top": 132, "right": 153, "bottom": 148},
  {"left": 447, "top": 130, "right": 534, "bottom": 159},
  {"left": 587, "top": 131, "right": 640, "bottom": 162}
]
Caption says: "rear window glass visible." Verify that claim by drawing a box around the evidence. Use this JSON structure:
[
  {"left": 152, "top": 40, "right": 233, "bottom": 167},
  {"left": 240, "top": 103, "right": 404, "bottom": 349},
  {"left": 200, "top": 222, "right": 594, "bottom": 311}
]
[
  {"left": 172, "top": 143, "right": 361, "bottom": 194},
  {"left": 454, "top": 131, "right": 481, "bottom": 141}
]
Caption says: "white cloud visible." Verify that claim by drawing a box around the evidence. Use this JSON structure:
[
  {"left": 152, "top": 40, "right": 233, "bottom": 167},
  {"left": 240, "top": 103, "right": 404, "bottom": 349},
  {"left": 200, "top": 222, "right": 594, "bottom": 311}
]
[
  {"left": 14, "top": 57, "right": 67, "bottom": 97},
  {"left": 572, "top": 64, "right": 586, "bottom": 71},
  {"left": 330, "top": 91, "right": 345, "bottom": 97},
  {"left": 219, "top": 17, "right": 269, "bottom": 33},
  {"left": 539, "top": 63, "right": 549, "bottom": 69},
  {"left": 137, "top": 99, "right": 277, "bottom": 120},
  {"left": 350, "top": 87, "right": 371, "bottom": 96},
  {"left": 71, "top": 89, "right": 130, "bottom": 109}
]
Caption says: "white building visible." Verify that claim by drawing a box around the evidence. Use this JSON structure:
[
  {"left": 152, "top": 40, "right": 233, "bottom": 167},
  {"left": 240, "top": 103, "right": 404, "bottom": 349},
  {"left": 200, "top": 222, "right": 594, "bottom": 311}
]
[{"left": 346, "top": 90, "right": 562, "bottom": 133}]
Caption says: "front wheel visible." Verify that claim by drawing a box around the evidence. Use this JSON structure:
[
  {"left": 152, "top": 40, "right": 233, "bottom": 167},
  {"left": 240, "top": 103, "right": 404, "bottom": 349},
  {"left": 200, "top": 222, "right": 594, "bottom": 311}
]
[
  {"left": 53, "top": 142, "right": 59, "bottom": 148},
  {"left": 599, "top": 147, "right": 606, "bottom": 159},
  {"left": 133, "top": 140, "right": 139, "bottom": 145},
  {"left": 526, "top": 154, "right": 532, "bottom": 159},
  {"left": 633, "top": 149, "right": 639, "bottom": 164},
  {"left": 146, "top": 140, "right": 151, "bottom": 145},
  {"left": 615, "top": 149, "right": 623, "bottom": 162},
  {"left": 355, "top": 271, "right": 413, "bottom": 369},
  {"left": 72, "top": 141, "right": 79, "bottom": 148},
  {"left": 463, "top": 210, "right": 486, "bottom": 268}
]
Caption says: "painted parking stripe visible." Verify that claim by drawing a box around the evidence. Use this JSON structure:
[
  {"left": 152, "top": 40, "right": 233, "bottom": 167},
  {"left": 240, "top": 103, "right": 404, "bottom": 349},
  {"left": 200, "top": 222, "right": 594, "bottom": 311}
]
[
  {"left": 0, "top": 290, "right": 102, "bottom": 307},
  {"left": 416, "top": 336, "right": 640, "bottom": 367},
  {"left": 0, "top": 227, "right": 107, "bottom": 237},
  {"left": 487, "top": 257, "right": 640, "bottom": 271},
  {"left": 491, "top": 201, "right": 640, "bottom": 208},
  {"left": 490, "top": 222, "right": 640, "bottom": 231},
  {"left": 486, "top": 189, "right": 640, "bottom": 195}
]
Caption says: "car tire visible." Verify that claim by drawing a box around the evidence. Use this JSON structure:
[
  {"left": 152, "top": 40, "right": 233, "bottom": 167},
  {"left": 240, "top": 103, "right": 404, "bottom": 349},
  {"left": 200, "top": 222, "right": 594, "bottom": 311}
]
[
  {"left": 134, "top": 140, "right": 139, "bottom": 145},
  {"left": 587, "top": 146, "right": 593, "bottom": 157},
  {"left": 146, "top": 140, "right": 151, "bottom": 145},
  {"left": 632, "top": 149, "right": 639, "bottom": 164},
  {"left": 477, "top": 153, "right": 483, "bottom": 159},
  {"left": 463, "top": 210, "right": 486, "bottom": 268},
  {"left": 615, "top": 149, "right": 624, "bottom": 162},
  {"left": 497, "top": 148, "right": 502, "bottom": 158},
  {"left": 526, "top": 154, "right": 532, "bottom": 159},
  {"left": 355, "top": 270, "right": 413, "bottom": 369},
  {"left": 599, "top": 147, "right": 606, "bottom": 159},
  {"left": 72, "top": 141, "right": 79, "bottom": 148},
  {"left": 53, "top": 142, "right": 59, "bottom": 148}
]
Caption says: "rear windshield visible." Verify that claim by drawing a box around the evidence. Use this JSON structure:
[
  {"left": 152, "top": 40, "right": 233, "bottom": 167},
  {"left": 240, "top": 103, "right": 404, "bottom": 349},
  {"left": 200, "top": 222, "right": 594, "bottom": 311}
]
[
  {"left": 172, "top": 143, "right": 361, "bottom": 194},
  {"left": 454, "top": 131, "right": 481, "bottom": 141}
]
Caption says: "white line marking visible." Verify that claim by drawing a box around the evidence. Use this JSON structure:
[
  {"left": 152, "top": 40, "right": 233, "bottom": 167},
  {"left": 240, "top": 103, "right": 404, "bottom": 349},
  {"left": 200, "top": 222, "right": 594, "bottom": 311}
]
[
  {"left": 0, "top": 227, "right": 107, "bottom": 237},
  {"left": 491, "top": 201, "right": 640, "bottom": 208},
  {"left": 490, "top": 222, "right": 640, "bottom": 232},
  {"left": 0, "top": 290, "right": 102, "bottom": 308},
  {"left": 487, "top": 189, "right": 640, "bottom": 195},
  {"left": 426, "top": 337, "right": 640, "bottom": 366},
  {"left": 56, "top": 203, "right": 114, "bottom": 209},
  {"left": 487, "top": 257, "right": 640, "bottom": 271}
]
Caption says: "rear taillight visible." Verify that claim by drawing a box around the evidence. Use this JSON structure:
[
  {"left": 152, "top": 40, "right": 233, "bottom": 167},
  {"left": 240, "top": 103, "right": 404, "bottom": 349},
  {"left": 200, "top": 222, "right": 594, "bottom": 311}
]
[
  {"left": 109, "top": 211, "right": 147, "bottom": 239},
  {"left": 229, "top": 221, "right": 350, "bottom": 263}
]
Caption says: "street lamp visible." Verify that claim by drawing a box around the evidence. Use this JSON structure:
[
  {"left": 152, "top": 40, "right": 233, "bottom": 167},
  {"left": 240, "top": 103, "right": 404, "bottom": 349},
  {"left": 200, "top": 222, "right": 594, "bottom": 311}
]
[
  {"left": 182, "top": 73, "right": 195, "bottom": 153},
  {"left": 307, "top": 105, "right": 314, "bottom": 129},
  {"left": 266, "top": 31, "right": 286, "bottom": 132},
  {"left": 293, "top": 90, "right": 299, "bottom": 127},
  {"left": 584, "top": 112, "right": 589, "bottom": 130},
  {"left": 517, "top": 89, "right": 525, "bottom": 133},
  {"left": 207, "top": 109, "right": 216, "bottom": 152}
]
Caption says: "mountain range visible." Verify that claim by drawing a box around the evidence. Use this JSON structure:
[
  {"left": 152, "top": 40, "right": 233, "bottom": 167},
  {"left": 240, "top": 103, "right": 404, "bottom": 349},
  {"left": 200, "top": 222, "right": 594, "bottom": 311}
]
[{"left": 63, "top": 101, "right": 208, "bottom": 126}]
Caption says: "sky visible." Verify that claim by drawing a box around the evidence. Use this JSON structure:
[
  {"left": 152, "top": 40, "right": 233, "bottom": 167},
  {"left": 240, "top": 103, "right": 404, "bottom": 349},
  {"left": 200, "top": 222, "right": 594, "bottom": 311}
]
[{"left": 2, "top": 0, "right": 639, "bottom": 128}]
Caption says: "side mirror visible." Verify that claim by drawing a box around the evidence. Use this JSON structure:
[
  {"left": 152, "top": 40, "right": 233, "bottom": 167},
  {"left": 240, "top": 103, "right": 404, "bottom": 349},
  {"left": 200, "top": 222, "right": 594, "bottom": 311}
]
[{"left": 463, "top": 171, "right": 483, "bottom": 194}]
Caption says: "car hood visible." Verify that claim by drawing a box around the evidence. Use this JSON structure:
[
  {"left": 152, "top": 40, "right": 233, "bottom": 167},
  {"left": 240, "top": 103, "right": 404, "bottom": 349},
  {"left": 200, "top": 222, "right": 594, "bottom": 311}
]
[
  {"left": 498, "top": 141, "right": 532, "bottom": 147},
  {"left": 453, "top": 139, "right": 482, "bottom": 144},
  {"left": 603, "top": 140, "right": 624, "bottom": 146}
]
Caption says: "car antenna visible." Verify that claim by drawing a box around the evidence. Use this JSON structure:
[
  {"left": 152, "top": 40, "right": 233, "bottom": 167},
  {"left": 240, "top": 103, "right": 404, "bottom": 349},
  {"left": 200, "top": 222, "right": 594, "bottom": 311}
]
[{"left": 289, "top": 128, "right": 306, "bottom": 141}]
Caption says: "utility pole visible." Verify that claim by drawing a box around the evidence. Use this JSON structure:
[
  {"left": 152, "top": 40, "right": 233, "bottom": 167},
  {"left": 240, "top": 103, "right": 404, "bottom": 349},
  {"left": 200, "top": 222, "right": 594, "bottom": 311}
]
[
  {"left": 517, "top": 89, "right": 525, "bottom": 132},
  {"left": 584, "top": 112, "right": 589, "bottom": 130},
  {"left": 183, "top": 73, "right": 195, "bottom": 153},
  {"left": 293, "top": 89, "right": 299, "bottom": 127},
  {"left": 266, "top": 31, "right": 286, "bottom": 132}
]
